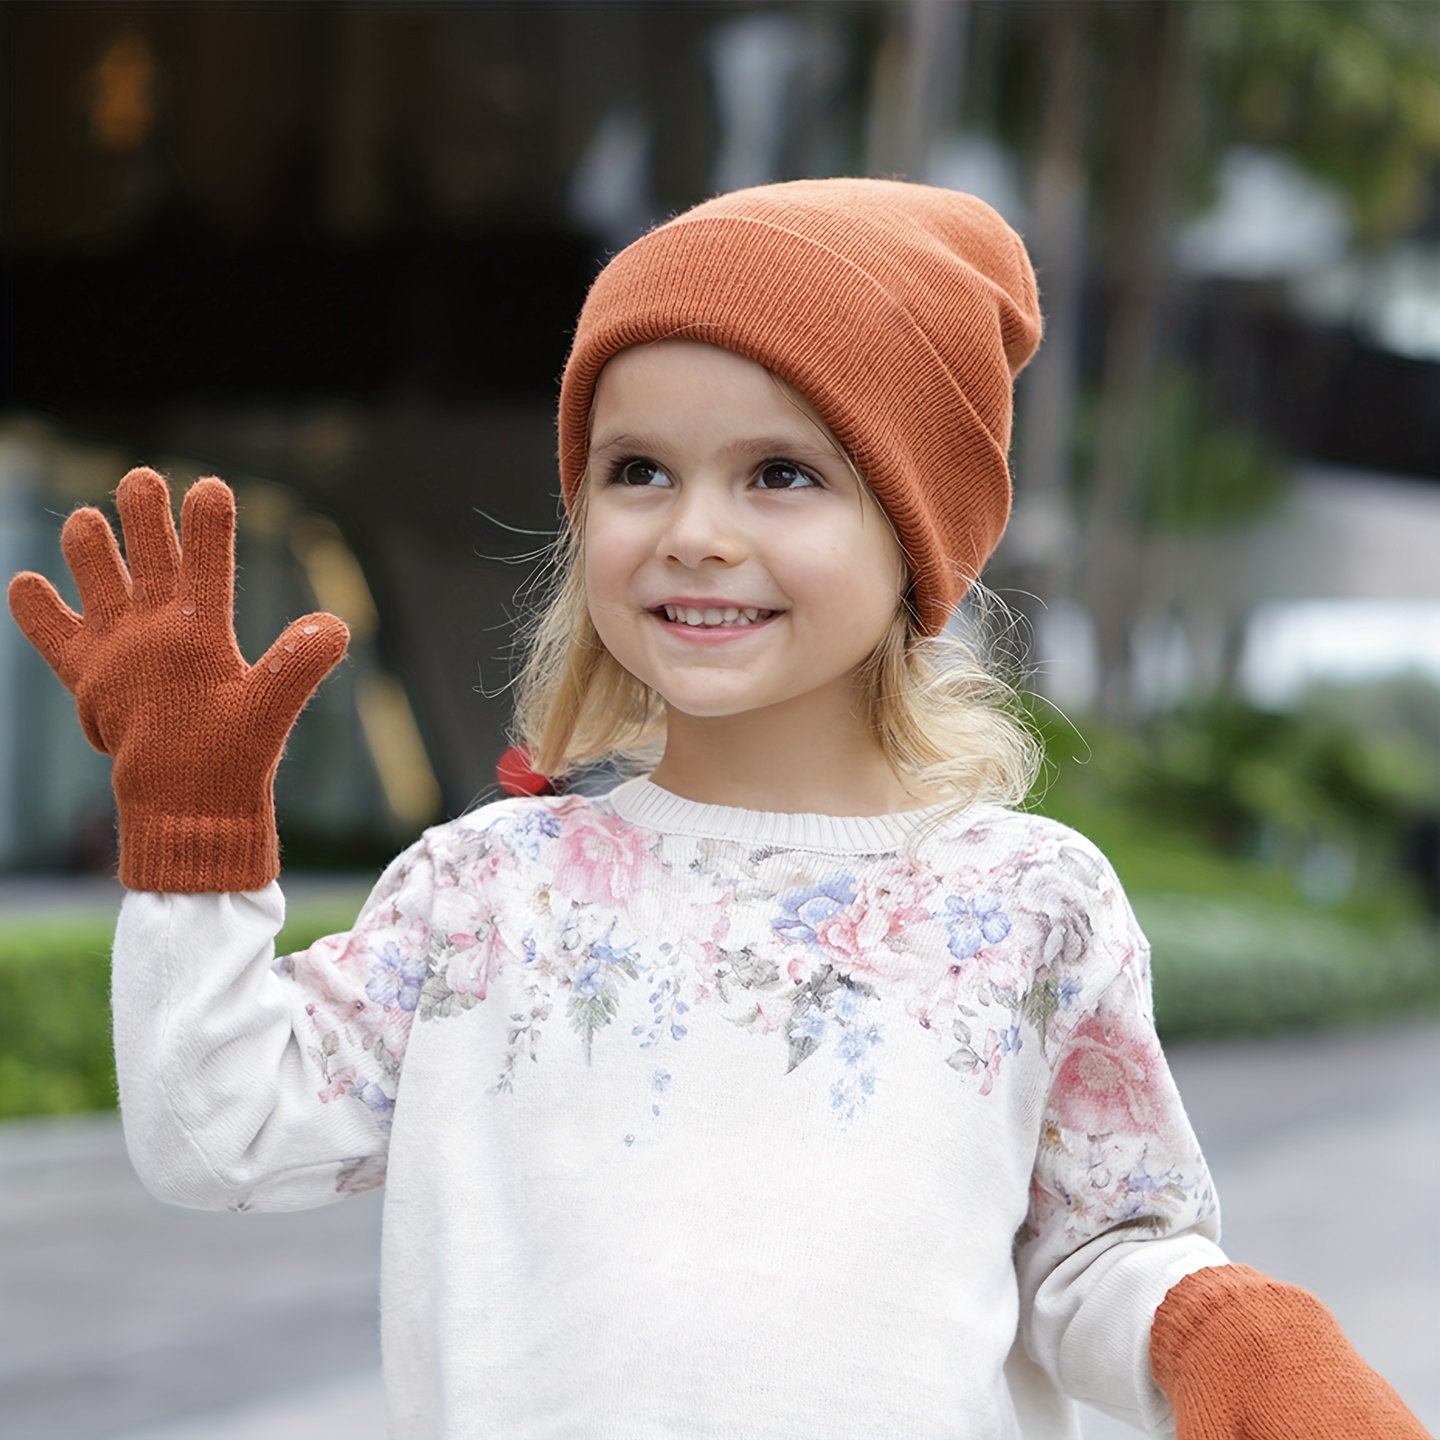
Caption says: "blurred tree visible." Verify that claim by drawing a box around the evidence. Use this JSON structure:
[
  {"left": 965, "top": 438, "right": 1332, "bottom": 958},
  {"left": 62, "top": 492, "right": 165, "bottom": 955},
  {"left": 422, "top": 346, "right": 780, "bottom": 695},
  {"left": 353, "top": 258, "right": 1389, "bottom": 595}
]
[
  {"left": 1008, "top": 2, "right": 1088, "bottom": 627},
  {"left": 1003, "top": 0, "right": 1440, "bottom": 715},
  {"left": 1200, "top": 0, "right": 1440, "bottom": 242},
  {"left": 1079, "top": 0, "right": 1193, "bottom": 717}
]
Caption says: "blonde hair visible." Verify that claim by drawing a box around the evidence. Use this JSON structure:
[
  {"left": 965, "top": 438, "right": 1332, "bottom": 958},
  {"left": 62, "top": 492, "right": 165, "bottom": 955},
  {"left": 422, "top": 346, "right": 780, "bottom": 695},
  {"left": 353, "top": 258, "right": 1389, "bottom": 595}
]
[{"left": 511, "top": 478, "right": 1041, "bottom": 811}]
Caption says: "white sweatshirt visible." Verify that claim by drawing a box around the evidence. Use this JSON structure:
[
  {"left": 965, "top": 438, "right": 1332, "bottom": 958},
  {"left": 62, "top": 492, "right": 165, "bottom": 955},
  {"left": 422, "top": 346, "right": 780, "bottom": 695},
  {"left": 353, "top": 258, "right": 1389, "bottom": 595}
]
[{"left": 112, "top": 779, "right": 1225, "bottom": 1438}]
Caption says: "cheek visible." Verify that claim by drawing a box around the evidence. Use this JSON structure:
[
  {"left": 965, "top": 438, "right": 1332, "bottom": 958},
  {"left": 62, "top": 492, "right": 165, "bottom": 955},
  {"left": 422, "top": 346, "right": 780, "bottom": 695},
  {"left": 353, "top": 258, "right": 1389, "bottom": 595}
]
[
  {"left": 794, "top": 527, "right": 906, "bottom": 624},
  {"left": 581, "top": 521, "right": 648, "bottom": 672},
  {"left": 581, "top": 516, "right": 629, "bottom": 611}
]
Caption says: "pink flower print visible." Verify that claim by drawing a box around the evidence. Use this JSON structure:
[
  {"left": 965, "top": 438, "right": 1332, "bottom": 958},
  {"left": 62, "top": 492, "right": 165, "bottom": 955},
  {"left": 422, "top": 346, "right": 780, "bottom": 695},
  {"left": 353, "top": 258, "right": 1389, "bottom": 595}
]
[
  {"left": 444, "top": 917, "right": 512, "bottom": 1002},
  {"left": 1051, "top": 1012, "right": 1167, "bottom": 1137},
  {"left": 554, "top": 812, "right": 661, "bottom": 909},
  {"left": 785, "top": 867, "right": 940, "bottom": 1010},
  {"left": 812, "top": 873, "right": 933, "bottom": 981}
]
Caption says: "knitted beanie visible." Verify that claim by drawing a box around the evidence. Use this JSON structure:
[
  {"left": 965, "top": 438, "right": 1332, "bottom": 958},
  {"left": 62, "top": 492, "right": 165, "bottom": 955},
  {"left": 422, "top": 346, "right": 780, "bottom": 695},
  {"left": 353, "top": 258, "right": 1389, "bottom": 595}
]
[{"left": 557, "top": 177, "right": 1042, "bottom": 636}]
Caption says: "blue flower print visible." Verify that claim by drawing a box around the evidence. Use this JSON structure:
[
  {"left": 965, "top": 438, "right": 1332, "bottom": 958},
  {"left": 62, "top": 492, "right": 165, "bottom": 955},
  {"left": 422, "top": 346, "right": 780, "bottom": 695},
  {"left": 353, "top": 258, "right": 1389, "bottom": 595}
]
[
  {"left": 793, "top": 1009, "right": 829, "bottom": 1043},
  {"left": 573, "top": 955, "right": 606, "bottom": 998},
  {"left": 1124, "top": 1163, "right": 1169, "bottom": 1197},
  {"left": 365, "top": 941, "right": 428, "bottom": 1012},
  {"left": 836, "top": 1022, "right": 884, "bottom": 1067},
  {"left": 510, "top": 810, "right": 562, "bottom": 860},
  {"left": 830, "top": 1069, "right": 877, "bottom": 1123},
  {"left": 589, "top": 926, "right": 640, "bottom": 972},
  {"left": 943, "top": 895, "right": 1012, "bottom": 960},
  {"left": 996, "top": 1024, "right": 1022, "bottom": 1057},
  {"left": 349, "top": 1077, "right": 396, "bottom": 1126},
  {"left": 1056, "top": 975, "right": 1083, "bottom": 1009},
  {"left": 772, "top": 874, "right": 857, "bottom": 945}
]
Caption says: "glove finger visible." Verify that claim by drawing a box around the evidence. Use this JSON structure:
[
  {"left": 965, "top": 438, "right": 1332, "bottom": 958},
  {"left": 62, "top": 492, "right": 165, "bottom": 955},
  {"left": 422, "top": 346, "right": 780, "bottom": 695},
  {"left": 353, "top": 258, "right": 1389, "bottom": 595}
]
[
  {"left": 60, "top": 506, "right": 131, "bottom": 624},
  {"left": 177, "top": 477, "right": 236, "bottom": 624},
  {"left": 8, "top": 572, "right": 83, "bottom": 678},
  {"left": 245, "top": 612, "right": 350, "bottom": 735},
  {"left": 116, "top": 467, "right": 181, "bottom": 610}
]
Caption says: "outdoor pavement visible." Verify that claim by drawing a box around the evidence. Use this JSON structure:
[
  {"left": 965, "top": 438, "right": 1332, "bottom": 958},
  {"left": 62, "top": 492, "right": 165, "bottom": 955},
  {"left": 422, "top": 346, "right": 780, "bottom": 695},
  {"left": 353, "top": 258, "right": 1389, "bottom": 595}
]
[{"left": 2, "top": 953, "right": 1435, "bottom": 1436}]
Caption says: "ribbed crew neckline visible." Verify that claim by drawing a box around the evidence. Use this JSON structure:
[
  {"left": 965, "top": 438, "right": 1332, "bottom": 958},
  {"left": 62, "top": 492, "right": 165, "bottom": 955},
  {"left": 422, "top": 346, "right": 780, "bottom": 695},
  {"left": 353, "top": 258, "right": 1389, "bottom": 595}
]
[{"left": 607, "top": 776, "right": 977, "bottom": 855}]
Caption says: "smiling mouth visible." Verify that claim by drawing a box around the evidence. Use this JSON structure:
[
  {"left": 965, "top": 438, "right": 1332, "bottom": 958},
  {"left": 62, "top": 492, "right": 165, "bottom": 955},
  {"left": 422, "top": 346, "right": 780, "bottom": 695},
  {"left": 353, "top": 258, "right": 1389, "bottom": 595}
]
[{"left": 658, "top": 604, "right": 778, "bottom": 628}]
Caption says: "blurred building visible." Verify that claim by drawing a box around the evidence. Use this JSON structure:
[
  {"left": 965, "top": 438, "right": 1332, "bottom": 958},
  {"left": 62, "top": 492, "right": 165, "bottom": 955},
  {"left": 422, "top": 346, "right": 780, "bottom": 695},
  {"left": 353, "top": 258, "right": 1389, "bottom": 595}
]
[
  {"left": 0, "top": 3, "right": 803, "bottom": 869},
  {"left": 3, "top": 2, "right": 1440, "bottom": 872}
]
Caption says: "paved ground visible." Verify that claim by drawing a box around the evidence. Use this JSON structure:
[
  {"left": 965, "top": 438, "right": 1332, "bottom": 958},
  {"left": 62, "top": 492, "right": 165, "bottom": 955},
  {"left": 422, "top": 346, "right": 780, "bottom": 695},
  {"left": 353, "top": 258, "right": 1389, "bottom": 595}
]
[{"left": 3, "top": 1020, "right": 1436, "bottom": 1439}]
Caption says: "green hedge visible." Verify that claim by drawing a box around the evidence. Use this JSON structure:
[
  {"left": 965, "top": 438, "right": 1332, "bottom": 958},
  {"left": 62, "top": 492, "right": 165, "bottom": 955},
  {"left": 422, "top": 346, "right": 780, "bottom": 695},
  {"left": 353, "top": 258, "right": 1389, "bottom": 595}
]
[
  {"left": 0, "top": 922, "right": 116, "bottom": 1117},
  {"left": 1138, "top": 894, "right": 1440, "bottom": 1038}
]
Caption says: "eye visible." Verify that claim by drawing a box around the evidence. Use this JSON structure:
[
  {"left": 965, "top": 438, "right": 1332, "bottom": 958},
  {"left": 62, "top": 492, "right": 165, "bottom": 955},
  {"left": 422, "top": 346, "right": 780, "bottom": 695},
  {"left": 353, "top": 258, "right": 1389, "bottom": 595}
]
[
  {"left": 755, "top": 460, "right": 818, "bottom": 491},
  {"left": 610, "top": 458, "right": 672, "bottom": 487}
]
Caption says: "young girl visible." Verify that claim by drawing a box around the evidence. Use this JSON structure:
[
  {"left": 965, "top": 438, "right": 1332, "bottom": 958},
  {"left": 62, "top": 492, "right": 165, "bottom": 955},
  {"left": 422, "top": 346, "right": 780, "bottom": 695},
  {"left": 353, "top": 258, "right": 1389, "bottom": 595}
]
[{"left": 9, "top": 180, "right": 1426, "bottom": 1439}]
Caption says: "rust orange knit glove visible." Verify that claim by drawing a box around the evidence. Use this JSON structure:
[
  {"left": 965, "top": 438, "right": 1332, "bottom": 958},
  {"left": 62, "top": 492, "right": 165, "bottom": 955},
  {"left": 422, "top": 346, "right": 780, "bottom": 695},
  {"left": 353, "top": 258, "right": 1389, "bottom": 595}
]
[
  {"left": 7, "top": 467, "right": 349, "bottom": 893},
  {"left": 1151, "top": 1264, "right": 1432, "bottom": 1439}
]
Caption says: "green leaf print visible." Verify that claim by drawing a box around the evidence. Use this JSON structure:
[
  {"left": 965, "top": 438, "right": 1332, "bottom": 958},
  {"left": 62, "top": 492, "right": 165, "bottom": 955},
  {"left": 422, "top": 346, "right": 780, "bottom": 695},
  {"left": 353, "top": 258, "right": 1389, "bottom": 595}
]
[
  {"left": 1023, "top": 980, "right": 1060, "bottom": 1050},
  {"left": 947, "top": 1016, "right": 982, "bottom": 1072},
  {"left": 417, "top": 973, "right": 480, "bottom": 1023},
  {"left": 568, "top": 987, "right": 619, "bottom": 1064}
]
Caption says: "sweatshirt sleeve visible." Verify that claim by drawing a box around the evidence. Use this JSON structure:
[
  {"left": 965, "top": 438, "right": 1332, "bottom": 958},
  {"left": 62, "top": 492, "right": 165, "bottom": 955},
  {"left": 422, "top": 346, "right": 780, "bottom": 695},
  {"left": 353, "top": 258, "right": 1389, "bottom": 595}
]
[
  {"left": 1013, "top": 856, "right": 1228, "bottom": 1434},
  {"left": 112, "top": 836, "right": 438, "bottom": 1213}
]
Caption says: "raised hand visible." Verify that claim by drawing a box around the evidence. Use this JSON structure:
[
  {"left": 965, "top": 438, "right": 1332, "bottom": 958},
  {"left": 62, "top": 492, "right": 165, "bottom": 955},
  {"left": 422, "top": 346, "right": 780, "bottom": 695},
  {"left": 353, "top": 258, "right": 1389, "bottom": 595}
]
[
  {"left": 7, "top": 467, "right": 349, "bottom": 892},
  {"left": 1151, "top": 1265, "right": 1432, "bottom": 1439}
]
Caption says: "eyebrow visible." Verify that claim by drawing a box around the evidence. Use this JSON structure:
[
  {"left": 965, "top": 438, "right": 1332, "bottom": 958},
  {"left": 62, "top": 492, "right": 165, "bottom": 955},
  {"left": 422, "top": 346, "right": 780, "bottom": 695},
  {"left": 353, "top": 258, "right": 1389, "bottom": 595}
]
[{"left": 589, "top": 431, "right": 846, "bottom": 465}]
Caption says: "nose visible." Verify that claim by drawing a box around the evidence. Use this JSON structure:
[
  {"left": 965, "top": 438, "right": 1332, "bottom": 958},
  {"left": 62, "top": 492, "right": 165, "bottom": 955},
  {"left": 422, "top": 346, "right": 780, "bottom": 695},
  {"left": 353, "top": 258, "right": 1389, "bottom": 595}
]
[{"left": 659, "top": 482, "right": 745, "bottom": 568}]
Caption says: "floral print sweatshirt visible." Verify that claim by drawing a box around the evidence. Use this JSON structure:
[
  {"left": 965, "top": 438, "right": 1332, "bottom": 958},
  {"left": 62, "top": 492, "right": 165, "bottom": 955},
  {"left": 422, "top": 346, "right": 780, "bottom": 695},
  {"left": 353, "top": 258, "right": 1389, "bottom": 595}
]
[{"left": 112, "top": 778, "right": 1226, "bottom": 1439}]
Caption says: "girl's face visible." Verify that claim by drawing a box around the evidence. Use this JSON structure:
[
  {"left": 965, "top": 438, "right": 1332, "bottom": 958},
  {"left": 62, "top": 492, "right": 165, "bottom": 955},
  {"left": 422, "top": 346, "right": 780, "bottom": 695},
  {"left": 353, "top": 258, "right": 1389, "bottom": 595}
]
[{"left": 584, "top": 339, "right": 906, "bottom": 733}]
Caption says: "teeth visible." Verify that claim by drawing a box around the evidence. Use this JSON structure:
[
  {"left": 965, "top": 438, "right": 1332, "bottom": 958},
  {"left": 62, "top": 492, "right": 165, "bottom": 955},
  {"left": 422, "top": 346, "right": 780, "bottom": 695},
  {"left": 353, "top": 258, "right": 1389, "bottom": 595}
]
[{"left": 661, "top": 605, "right": 774, "bottom": 627}]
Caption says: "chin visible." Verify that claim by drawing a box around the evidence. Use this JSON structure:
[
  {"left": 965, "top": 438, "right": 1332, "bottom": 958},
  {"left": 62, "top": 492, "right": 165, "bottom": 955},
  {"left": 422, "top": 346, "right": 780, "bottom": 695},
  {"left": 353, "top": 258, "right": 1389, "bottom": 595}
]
[
  {"left": 657, "top": 697, "right": 754, "bottom": 721},
  {"left": 651, "top": 685, "right": 776, "bottom": 721}
]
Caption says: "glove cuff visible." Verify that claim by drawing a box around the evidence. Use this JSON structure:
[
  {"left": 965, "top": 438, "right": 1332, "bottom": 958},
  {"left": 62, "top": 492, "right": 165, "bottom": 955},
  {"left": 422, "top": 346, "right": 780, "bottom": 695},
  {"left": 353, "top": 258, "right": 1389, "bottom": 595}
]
[
  {"left": 1151, "top": 1264, "right": 1430, "bottom": 1437},
  {"left": 1150, "top": 1264, "right": 1296, "bottom": 1377},
  {"left": 118, "top": 804, "right": 280, "bottom": 893}
]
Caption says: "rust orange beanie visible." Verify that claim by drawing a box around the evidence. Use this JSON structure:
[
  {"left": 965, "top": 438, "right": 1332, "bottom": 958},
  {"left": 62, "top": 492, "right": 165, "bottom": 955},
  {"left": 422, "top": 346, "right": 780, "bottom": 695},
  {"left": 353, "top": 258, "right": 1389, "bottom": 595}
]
[{"left": 557, "top": 177, "right": 1042, "bottom": 636}]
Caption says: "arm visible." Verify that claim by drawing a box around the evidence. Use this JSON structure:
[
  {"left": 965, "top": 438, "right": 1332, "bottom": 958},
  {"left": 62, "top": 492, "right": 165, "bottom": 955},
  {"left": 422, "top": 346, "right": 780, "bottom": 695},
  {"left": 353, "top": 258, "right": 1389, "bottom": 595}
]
[
  {"left": 1016, "top": 957, "right": 1227, "bottom": 1433},
  {"left": 7, "top": 466, "right": 384, "bottom": 1205},
  {"left": 1014, "top": 864, "right": 1430, "bottom": 1437},
  {"left": 113, "top": 840, "right": 437, "bottom": 1212}
]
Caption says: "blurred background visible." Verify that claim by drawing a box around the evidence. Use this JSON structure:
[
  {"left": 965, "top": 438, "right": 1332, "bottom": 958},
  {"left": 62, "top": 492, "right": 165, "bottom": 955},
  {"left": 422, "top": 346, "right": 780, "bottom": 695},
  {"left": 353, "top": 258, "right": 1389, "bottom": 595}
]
[
  {"left": 0, "top": 2, "right": 1437, "bottom": 1436},
  {"left": 5, "top": 0, "right": 1437, "bottom": 1078}
]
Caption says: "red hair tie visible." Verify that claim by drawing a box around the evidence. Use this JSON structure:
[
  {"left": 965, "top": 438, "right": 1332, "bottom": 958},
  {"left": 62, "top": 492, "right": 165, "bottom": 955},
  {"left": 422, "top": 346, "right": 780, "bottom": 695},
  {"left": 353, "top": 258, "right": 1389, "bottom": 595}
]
[{"left": 496, "top": 746, "right": 555, "bottom": 797}]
